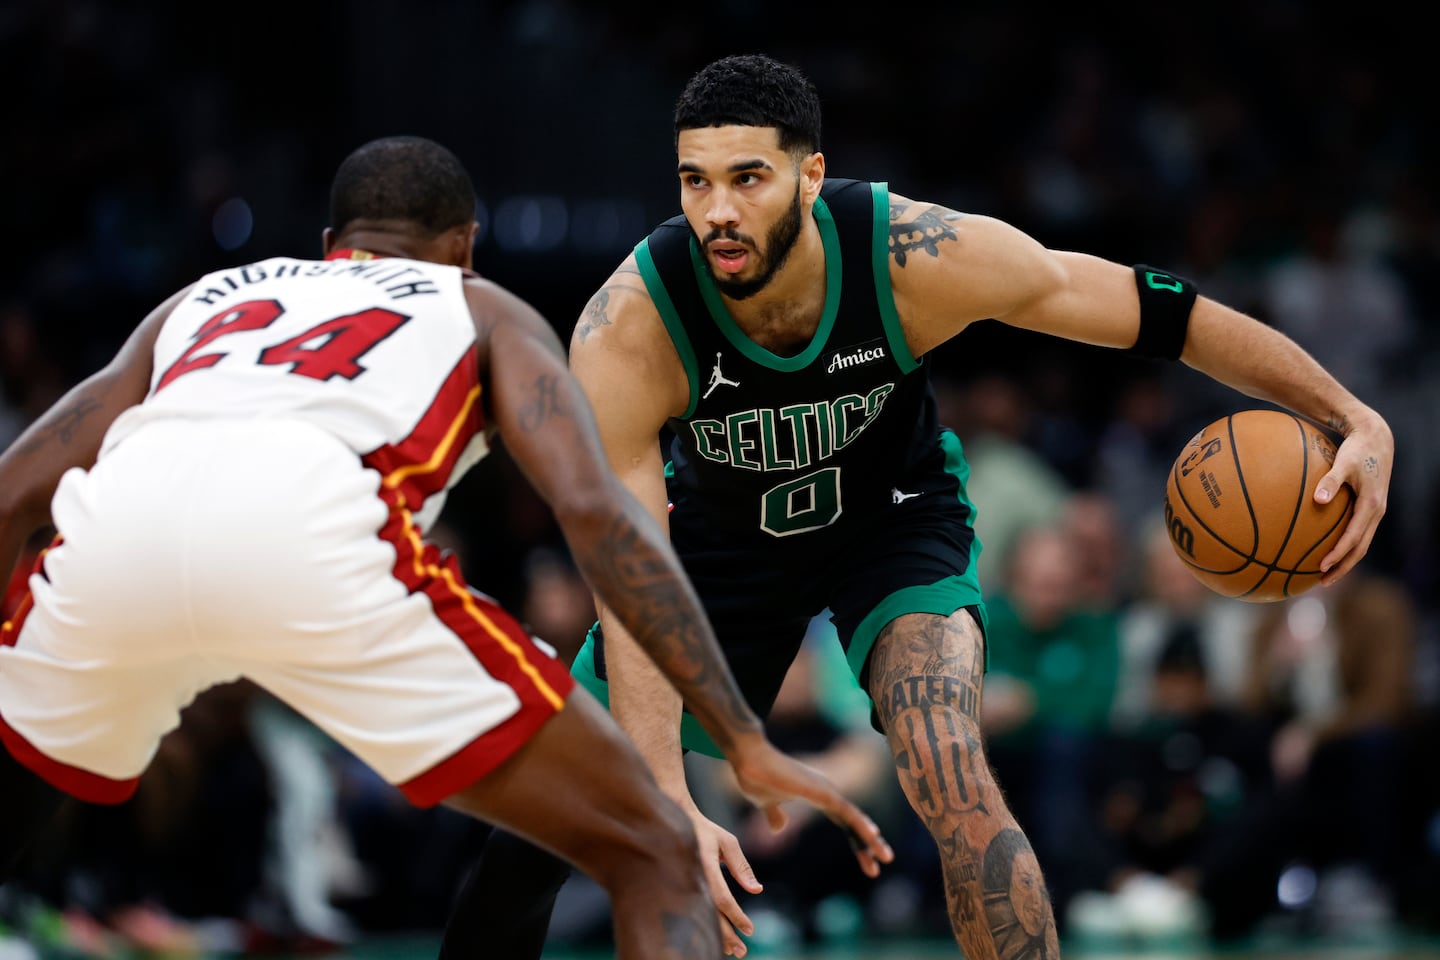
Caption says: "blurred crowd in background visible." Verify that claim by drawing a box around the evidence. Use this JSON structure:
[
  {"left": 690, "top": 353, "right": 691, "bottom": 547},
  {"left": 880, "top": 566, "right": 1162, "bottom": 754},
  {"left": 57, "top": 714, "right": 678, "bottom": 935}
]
[{"left": 2, "top": 1, "right": 1439, "bottom": 956}]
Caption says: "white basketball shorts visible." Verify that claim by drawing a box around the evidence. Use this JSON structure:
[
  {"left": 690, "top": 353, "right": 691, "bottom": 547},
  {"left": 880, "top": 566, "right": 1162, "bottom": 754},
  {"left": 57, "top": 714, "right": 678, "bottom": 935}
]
[{"left": 0, "top": 418, "right": 574, "bottom": 806}]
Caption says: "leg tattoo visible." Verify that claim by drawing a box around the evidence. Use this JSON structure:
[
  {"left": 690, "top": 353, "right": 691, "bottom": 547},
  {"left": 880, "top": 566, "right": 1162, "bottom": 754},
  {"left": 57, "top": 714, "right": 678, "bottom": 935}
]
[{"left": 869, "top": 613, "right": 1060, "bottom": 959}]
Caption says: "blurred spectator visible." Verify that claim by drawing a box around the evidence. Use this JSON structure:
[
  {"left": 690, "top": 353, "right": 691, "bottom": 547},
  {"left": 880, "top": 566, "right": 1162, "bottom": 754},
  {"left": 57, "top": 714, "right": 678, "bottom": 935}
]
[
  {"left": 1112, "top": 519, "right": 1260, "bottom": 733},
  {"left": 1091, "top": 372, "right": 1192, "bottom": 546},
  {"left": 981, "top": 522, "right": 1122, "bottom": 926},
  {"left": 1058, "top": 490, "right": 1130, "bottom": 611},
  {"left": 1193, "top": 573, "right": 1420, "bottom": 939},
  {"left": 1261, "top": 201, "right": 1414, "bottom": 416},
  {"left": 942, "top": 374, "right": 1071, "bottom": 595},
  {"left": 1074, "top": 620, "right": 1273, "bottom": 947}
]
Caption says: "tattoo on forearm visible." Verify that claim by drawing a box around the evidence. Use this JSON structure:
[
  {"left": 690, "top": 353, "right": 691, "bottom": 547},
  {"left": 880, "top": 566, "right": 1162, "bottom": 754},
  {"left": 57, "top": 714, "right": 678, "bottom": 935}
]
[
  {"left": 1364, "top": 456, "right": 1378, "bottom": 476},
  {"left": 10, "top": 393, "right": 105, "bottom": 458},
  {"left": 889, "top": 202, "right": 966, "bottom": 267},
  {"left": 580, "top": 512, "right": 754, "bottom": 735},
  {"left": 516, "top": 374, "right": 563, "bottom": 433},
  {"left": 1327, "top": 414, "right": 1352, "bottom": 436}
]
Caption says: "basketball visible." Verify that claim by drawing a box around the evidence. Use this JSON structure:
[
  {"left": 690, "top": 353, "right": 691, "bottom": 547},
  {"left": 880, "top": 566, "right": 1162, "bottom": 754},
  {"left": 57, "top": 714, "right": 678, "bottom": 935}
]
[{"left": 1163, "top": 408, "right": 1354, "bottom": 602}]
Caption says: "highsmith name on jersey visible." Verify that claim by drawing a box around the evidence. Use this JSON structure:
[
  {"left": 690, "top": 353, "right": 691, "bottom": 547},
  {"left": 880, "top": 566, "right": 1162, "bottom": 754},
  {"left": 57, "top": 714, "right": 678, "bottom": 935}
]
[{"left": 101, "top": 251, "right": 489, "bottom": 532}]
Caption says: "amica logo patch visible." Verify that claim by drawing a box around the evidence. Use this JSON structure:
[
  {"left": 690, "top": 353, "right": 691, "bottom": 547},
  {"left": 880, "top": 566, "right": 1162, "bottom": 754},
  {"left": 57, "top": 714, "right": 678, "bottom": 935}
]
[{"left": 826, "top": 339, "right": 887, "bottom": 374}]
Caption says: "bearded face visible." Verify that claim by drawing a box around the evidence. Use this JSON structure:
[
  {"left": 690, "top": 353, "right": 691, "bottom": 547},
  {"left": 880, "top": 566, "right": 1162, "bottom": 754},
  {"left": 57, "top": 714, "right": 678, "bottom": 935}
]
[{"left": 697, "top": 183, "right": 803, "bottom": 301}]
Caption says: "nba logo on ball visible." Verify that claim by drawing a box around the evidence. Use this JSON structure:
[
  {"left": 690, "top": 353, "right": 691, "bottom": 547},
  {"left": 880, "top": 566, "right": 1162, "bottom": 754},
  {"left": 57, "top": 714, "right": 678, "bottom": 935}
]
[{"left": 1163, "top": 409, "right": 1354, "bottom": 602}]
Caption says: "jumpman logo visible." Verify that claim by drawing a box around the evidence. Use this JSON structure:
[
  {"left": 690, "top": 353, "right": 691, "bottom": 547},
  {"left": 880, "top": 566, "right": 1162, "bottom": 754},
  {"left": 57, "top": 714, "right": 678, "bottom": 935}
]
[
  {"left": 703, "top": 352, "right": 741, "bottom": 399},
  {"left": 891, "top": 487, "right": 921, "bottom": 504}
]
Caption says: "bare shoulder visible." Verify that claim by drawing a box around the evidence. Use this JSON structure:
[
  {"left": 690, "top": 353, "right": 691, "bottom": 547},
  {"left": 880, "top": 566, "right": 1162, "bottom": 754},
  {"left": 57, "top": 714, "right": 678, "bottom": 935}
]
[
  {"left": 884, "top": 192, "right": 1064, "bottom": 354},
  {"left": 886, "top": 192, "right": 1036, "bottom": 269},
  {"left": 571, "top": 252, "right": 661, "bottom": 353},
  {"left": 120, "top": 282, "right": 198, "bottom": 364},
  {"left": 461, "top": 274, "right": 551, "bottom": 335},
  {"left": 569, "top": 253, "right": 688, "bottom": 421}
]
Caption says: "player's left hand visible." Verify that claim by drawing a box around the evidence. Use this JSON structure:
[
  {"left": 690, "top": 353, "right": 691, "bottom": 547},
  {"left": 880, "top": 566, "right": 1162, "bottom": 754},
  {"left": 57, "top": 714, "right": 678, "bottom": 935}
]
[
  {"left": 727, "top": 734, "right": 894, "bottom": 878},
  {"left": 1315, "top": 412, "right": 1392, "bottom": 585}
]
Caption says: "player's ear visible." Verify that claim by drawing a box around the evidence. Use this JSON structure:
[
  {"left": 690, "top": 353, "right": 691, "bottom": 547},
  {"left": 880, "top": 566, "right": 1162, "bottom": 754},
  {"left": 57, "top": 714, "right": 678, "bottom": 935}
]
[
  {"left": 444, "top": 223, "right": 478, "bottom": 270},
  {"left": 800, "top": 152, "right": 825, "bottom": 205},
  {"left": 321, "top": 227, "right": 337, "bottom": 256},
  {"left": 460, "top": 221, "right": 479, "bottom": 271}
]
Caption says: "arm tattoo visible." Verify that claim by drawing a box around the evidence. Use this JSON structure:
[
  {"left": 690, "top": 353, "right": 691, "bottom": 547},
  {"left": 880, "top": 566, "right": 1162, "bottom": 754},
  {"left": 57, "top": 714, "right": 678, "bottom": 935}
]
[
  {"left": 1364, "top": 455, "right": 1379, "bottom": 476},
  {"left": 574, "top": 288, "right": 613, "bottom": 344},
  {"left": 574, "top": 265, "right": 640, "bottom": 344},
  {"left": 9, "top": 393, "right": 105, "bottom": 458},
  {"left": 580, "top": 512, "right": 755, "bottom": 736},
  {"left": 889, "top": 201, "right": 966, "bottom": 267},
  {"left": 515, "top": 374, "right": 563, "bottom": 433},
  {"left": 1327, "top": 413, "right": 1352, "bottom": 436}
]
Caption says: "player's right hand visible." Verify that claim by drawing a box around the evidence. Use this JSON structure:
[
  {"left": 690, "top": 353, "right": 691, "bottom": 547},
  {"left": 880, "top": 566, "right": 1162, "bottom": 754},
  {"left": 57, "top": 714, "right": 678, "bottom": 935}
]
[
  {"left": 683, "top": 807, "right": 762, "bottom": 958},
  {"left": 727, "top": 735, "right": 894, "bottom": 879}
]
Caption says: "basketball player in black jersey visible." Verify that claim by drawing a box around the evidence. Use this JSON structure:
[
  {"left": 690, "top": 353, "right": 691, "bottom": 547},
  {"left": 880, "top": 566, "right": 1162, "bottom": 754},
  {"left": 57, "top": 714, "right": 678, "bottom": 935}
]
[{"left": 442, "top": 55, "right": 1393, "bottom": 960}]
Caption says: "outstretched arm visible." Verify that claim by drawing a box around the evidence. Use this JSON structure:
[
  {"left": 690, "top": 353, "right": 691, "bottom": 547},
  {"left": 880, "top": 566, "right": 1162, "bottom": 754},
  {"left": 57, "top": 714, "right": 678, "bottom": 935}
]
[
  {"left": 886, "top": 195, "right": 1391, "bottom": 585},
  {"left": 0, "top": 287, "right": 183, "bottom": 592}
]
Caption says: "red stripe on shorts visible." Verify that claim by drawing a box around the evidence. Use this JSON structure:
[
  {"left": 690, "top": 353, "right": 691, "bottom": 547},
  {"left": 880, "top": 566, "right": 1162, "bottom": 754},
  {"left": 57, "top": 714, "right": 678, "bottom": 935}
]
[
  {"left": 1, "top": 540, "right": 141, "bottom": 805},
  {"left": 362, "top": 366, "right": 573, "bottom": 807},
  {"left": 378, "top": 497, "right": 574, "bottom": 807}
]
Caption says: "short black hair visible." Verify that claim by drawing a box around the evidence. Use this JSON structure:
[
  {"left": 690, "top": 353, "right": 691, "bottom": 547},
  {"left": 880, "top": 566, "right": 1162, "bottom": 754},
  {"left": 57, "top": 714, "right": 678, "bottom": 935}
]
[
  {"left": 674, "top": 54, "right": 821, "bottom": 157},
  {"left": 328, "top": 136, "right": 475, "bottom": 237}
]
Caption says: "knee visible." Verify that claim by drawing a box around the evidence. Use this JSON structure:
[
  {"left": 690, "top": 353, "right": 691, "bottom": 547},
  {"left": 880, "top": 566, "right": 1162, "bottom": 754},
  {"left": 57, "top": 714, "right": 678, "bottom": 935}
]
[{"left": 585, "top": 792, "right": 703, "bottom": 894}]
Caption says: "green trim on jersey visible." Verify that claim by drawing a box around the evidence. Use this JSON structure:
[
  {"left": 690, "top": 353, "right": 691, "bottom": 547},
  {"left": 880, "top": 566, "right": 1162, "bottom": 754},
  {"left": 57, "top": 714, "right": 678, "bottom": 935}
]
[
  {"left": 686, "top": 196, "right": 844, "bottom": 371},
  {"left": 572, "top": 625, "right": 725, "bottom": 759},
  {"left": 636, "top": 238, "right": 701, "bottom": 418},
  {"left": 845, "top": 430, "right": 987, "bottom": 678},
  {"left": 870, "top": 182, "right": 921, "bottom": 374}
]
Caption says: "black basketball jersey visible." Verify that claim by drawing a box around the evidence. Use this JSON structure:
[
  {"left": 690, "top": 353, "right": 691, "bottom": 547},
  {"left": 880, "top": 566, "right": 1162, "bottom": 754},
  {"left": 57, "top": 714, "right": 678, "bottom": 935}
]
[{"left": 635, "top": 178, "right": 951, "bottom": 551}]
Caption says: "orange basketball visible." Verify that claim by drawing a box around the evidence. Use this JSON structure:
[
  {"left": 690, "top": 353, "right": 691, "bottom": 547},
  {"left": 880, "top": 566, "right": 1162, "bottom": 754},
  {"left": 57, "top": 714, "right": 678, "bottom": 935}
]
[{"left": 1163, "top": 408, "right": 1354, "bottom": 602}]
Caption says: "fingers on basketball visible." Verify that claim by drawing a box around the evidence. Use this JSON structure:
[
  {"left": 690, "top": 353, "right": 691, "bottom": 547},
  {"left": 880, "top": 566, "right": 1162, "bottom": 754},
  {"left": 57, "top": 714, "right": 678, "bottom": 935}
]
[{"left": 1163, "top": 408, "right": 1354, "bottom": 602}]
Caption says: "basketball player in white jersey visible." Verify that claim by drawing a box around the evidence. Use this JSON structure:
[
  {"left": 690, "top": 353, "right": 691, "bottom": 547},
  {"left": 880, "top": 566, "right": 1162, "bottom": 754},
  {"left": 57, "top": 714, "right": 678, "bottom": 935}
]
[{"left": 0, "top": 136, "right": 891, "bottom": 959}]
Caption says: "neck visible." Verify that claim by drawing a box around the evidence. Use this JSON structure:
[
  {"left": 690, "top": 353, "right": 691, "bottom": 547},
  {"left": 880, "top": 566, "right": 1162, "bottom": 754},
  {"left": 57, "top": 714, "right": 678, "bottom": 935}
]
[
  {"left": 332, "top": 230, "right": 434, "bottom": 262},
  {"left": 721, "top": 218, "right": 827, "bottom": 329}
]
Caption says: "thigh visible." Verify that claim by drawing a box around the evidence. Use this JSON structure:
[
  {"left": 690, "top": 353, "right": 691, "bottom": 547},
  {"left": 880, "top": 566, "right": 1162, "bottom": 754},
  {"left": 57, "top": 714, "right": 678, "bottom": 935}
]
[{"left": 826, "top": 496, "right": 986, "bottom": 692}]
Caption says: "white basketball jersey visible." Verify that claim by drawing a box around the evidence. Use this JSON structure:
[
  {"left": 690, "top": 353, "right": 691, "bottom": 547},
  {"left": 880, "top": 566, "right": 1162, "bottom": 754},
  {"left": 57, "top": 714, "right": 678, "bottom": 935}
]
[{"left": 101, "top": 250, "right": 490, "bottom": 531}]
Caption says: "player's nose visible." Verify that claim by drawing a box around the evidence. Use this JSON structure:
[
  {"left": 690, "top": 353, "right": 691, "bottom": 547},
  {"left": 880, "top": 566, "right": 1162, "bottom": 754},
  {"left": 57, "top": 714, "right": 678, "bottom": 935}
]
[{"left": 705, "top": 188, "right": 740, "bottom": 229}]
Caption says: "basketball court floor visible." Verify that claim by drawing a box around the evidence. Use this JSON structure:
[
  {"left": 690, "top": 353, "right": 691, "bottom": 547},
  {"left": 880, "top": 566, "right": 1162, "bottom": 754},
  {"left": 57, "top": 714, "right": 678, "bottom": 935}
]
[{"left": 346, "top": 933, "right": 1440, "bottom": 959}]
